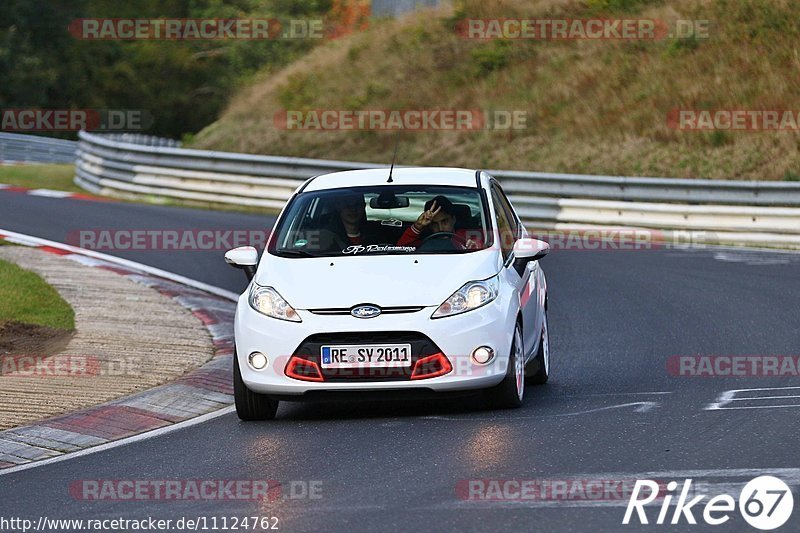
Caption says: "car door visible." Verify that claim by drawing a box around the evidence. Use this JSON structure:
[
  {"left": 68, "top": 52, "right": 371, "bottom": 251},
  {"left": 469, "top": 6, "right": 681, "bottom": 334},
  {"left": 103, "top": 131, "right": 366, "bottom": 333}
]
[
  {"left": 490, "top": 180, "right": 540, "bottom": 359},
  {"left": 487, "top": 182, "right": 529, "bottom": 356}
]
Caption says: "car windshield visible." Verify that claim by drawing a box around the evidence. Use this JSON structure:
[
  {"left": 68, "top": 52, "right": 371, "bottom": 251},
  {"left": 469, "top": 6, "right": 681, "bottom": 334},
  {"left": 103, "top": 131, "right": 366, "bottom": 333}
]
[{"left": 269, "top": 185, "right": 492, "bottom": 257}]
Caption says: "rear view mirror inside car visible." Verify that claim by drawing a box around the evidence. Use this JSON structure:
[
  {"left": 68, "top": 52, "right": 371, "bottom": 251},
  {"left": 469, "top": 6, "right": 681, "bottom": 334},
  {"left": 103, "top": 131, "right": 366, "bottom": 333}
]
[{"left": 369, "top": 193, "right": 410, "bottom": 209}]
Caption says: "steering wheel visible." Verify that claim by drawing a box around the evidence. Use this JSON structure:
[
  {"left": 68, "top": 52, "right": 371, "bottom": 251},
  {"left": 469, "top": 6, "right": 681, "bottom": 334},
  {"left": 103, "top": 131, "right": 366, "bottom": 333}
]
[{"left": 419, "top": 231, "right": 467, "bottom": 250}]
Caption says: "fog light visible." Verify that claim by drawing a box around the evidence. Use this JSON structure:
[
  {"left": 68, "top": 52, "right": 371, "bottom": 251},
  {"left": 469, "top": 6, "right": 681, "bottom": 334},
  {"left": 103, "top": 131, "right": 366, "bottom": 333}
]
[
  {"left": 285, "top": 356, "right": 324, "bottom": 382},
  {"left": 248, "top": 352, "right": 268, "bottom": 370},
  {"left": 471, "top": 346, "right": 494, "bottom": 365},
  {"left": 410, "top": 353, "right": 452, "bottom": 380}
]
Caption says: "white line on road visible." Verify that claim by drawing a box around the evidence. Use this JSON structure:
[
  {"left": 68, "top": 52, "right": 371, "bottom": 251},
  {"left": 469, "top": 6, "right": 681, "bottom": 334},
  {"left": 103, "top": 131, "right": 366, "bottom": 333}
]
[
  {"left": 27, "top": 189, "right": 74, "bottom": 198},
  {"left": 0, "top": 407, "right": 235, "bottom": 477},
  {"left": 706, "top": 386, "right": 800, "bottom": 410},
  {"left": 731, "top": 395, "right": 800, "bottom": 401},
  {"left": 554, "top": 401, "right": 658, "bottom": 415}
]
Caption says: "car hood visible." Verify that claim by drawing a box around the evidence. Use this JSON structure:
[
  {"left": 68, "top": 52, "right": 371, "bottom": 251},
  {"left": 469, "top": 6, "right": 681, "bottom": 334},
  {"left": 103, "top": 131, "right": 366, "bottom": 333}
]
[{"left": 254, "top": 250, "right": 501, "bottom": 309}]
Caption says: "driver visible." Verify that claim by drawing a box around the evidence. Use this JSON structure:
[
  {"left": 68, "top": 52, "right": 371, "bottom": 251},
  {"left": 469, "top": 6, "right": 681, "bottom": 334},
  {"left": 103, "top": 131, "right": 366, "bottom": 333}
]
[{"left": 397, "top": 195, "right": 481, "bottom": 249}]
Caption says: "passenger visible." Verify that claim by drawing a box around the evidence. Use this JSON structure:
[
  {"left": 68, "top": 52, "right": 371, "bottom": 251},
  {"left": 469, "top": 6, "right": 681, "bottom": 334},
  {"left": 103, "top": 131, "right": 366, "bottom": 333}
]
[
  {"left": 326, "top": 193, "right": 382, "bottom": 246},
  {"left": 397, "top": 195, "right": 482, "bottom": 250}
]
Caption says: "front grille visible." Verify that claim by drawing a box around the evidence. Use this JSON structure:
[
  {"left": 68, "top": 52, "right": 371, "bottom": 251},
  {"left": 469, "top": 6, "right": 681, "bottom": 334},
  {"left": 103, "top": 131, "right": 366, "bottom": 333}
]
[
  {"left": 292, "top": 331, "right": 442, "bottom": 382},
  {"left": 308, "top": 306, "right": 425, "bottom": 316}
]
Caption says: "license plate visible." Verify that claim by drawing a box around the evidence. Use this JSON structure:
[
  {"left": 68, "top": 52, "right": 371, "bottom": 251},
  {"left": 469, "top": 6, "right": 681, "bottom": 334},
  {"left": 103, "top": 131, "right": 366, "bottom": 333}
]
[{"left": 320, "top": 344, "right": 412, "bottom": 369}]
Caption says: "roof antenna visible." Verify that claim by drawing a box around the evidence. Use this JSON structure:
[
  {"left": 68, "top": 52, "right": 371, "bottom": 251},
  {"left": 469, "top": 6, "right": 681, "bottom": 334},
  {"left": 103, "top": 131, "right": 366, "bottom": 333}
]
[{"left": 387, "top": 133, "right": 399, "bottom": 183}]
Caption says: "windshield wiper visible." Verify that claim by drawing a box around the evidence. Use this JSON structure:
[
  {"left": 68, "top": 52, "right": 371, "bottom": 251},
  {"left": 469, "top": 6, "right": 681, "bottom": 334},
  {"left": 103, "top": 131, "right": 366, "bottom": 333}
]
[{"left": 273, "top": 249, "right": 320, "bottom": 258}]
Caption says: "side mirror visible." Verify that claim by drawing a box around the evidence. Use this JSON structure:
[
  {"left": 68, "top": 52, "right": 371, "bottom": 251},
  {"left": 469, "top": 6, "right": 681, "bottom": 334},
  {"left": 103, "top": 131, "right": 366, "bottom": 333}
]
[
  {"left": 512, "top": 238, "right": 549, "bottom": 275},
  {"left": 225, "top": 246, "right": 258, "bottom": 281}
]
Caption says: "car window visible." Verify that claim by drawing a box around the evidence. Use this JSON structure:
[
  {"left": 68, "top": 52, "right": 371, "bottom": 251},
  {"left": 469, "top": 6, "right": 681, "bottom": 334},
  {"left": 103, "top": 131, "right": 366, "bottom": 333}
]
[
  {"left": 492, "top": 183, "right": 520, "bottom": 237},
  {"left": 491, "top": 188, "right": 515, "bottom": 262},
  {"left": 269, "top": 185, "right": 491, "bottom": 257}
]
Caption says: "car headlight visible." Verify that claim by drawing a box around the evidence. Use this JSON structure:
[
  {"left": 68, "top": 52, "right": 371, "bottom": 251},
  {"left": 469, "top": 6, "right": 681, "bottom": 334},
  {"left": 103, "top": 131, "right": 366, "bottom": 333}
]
[
  {"left": 248, "top": 284, "right": 301, "bottom": 322},
  {"left": 432, "top": 275, "right": 499, "bottom": 319}
]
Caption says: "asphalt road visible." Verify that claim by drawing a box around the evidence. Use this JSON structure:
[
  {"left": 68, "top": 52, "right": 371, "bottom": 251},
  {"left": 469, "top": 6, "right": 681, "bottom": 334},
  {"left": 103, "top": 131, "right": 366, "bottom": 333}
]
[{"left": 1, "top": 190, "right": 800, "bottom": 532}]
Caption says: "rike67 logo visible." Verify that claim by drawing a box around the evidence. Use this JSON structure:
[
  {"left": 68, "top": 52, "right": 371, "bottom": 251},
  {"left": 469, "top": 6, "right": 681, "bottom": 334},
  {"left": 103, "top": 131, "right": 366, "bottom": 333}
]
[{"left": 624, "top": 476, "right": 794, "bottom": 530}]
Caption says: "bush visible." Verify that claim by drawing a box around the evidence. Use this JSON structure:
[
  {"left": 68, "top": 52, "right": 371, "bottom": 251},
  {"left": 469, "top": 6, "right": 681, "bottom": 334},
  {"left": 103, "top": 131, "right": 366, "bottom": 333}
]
[{"left": 470, "top": 40, "right": 512, "bottom": 75}]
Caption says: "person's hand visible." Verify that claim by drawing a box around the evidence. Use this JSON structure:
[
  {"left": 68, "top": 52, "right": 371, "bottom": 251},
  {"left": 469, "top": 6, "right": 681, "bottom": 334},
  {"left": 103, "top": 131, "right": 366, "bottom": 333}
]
[
  {"left": 465, "top": 239, "right": 478, "bottom": 250},
  {"left": 413, "top": 201, "right": 441, "bottom": 232}
]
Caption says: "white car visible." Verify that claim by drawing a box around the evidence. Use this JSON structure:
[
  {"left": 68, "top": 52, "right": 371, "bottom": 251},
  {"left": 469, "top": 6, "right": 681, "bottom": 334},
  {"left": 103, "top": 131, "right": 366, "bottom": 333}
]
[{"left": 225, "top": 167, "right": 550, "bottom": 420}]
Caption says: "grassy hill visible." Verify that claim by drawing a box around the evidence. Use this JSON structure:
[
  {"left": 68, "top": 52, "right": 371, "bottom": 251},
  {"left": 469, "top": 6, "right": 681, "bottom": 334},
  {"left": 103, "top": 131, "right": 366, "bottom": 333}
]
[{"left": 191, "top": 0, "right": 800, "bottom": 181}]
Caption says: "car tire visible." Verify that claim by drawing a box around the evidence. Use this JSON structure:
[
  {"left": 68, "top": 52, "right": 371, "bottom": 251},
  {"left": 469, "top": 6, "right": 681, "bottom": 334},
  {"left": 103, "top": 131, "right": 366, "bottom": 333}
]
[
  {"left": 526, "top": 311, "right": 550, "bottom": 385},
  {"left": 233, "top": 352, "right": 279, "bottom": 421},
  {"left": 485, "top": 321, "right": 525, "bottom": 409}
]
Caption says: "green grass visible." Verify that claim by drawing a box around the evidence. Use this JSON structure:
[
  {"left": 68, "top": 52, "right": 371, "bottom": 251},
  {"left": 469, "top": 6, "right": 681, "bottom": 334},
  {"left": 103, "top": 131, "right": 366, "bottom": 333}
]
[
  {"left": 0, "top": 164, "right": 80, "bottom": 192},
  {"left": 190, "top": 0, "right": 800, "bottom": 181},
  {"left": 0, "top": 258, "right": 75, "bottom": 330}
]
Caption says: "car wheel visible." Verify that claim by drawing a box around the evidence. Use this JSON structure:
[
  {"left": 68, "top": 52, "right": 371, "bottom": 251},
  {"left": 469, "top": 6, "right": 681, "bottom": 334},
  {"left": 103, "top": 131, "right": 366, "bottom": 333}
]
[
  {"left": 526, "top": 311, "right": 550, "bottom": 385},
  {"left": 485, "top": 321, "right": 525, "bottom": 409},
  {"left": 233, "top": 352, "right": 279, "bottom": 421}
]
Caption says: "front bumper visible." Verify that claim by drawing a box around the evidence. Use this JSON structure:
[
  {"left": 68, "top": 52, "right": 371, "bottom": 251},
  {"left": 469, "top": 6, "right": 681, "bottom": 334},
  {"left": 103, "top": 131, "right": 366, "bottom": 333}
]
[{"left": 234, "top": 290, "right": 517, "bottom": 396}]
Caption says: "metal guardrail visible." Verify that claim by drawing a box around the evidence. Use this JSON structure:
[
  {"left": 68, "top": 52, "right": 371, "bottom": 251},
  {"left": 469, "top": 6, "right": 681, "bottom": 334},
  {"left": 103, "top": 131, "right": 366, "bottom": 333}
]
[
  {"left": 0, "top": 133, "right": 77, "bottom": 164},
  {"left": 96, "top": 133, "right": 182, "bottom": 148},
  {"left": 74, "top": 131, "right": 800, "bottom": 248},
  {"left": 493, "top": 170, "right": 800, "bottom": 207}
]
